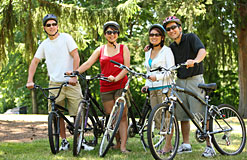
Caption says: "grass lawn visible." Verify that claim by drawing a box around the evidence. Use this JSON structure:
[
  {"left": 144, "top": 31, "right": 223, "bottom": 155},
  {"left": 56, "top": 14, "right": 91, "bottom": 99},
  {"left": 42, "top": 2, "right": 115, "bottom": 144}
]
[{"left": 0, "top": 130, "right": 246, "bottom": 160}]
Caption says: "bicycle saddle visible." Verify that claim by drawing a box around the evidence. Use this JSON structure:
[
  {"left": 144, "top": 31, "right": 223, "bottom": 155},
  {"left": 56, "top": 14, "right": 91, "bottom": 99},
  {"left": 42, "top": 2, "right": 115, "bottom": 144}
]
[{"left": 198, "top": 83, "right": 217, "bottom": 91}]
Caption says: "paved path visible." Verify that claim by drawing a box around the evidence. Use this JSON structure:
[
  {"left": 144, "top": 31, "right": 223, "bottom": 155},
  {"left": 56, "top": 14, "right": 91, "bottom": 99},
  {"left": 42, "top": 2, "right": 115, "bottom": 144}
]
[{"left": 0, "top": 114, "right": 73, "bottom": 122}]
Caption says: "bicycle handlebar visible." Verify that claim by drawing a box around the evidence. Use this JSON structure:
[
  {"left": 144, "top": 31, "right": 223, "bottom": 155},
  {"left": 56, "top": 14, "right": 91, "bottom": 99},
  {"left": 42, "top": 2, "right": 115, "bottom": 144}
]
[
  {"left": 65, "top": 72, "right": 110, "bottom": 82},
  {"left": 150, "top": 63, "right": 187, "bottom": 72},
  {"left": 110, "top": 60, "right": 149, "bottom": 79},
  {"left": 33, "top": 82, "right": 69, "bottom": 100}
]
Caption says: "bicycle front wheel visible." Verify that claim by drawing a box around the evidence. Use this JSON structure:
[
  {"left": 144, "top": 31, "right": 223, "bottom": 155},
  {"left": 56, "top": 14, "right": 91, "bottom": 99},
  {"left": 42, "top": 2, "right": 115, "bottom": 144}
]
[
  {"left": 99, "top": 102, "right": 125, "bottom": 157},
  {"left": 73, "top": 102, "right": 86, "bottom": 156},
  {"left": 209, "top": 104, "right": 246, "bottom": 155},
  {"left": 48, "top": 112, "right": 60, "bottom": 154},
  {"left": 147, "top": 103, "right": 179, "bottom": 160}
]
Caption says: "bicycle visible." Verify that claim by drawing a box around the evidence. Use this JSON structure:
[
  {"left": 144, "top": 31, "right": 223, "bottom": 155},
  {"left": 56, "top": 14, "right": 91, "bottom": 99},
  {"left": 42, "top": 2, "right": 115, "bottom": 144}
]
[
  {"left": 126, "top": 88, "right": 152, "bottom": 151},
  {"left": 66, "top": 72, "right": 110, "bottom": 156},
  {"left": 33, "top": 82, "right": 75, "bottom": 154},
  {"left": 99, "top": 60, "right": 149, "bottom": 157},
  {"left": 147, "top": 64, "right": 246, "bottom": 160}
]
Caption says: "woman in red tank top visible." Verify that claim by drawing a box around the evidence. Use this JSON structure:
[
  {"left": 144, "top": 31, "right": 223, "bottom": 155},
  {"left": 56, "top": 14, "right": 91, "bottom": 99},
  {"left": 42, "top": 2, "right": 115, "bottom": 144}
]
[{"left": 70, "top": 21, "right": 130, "bottom": 153}]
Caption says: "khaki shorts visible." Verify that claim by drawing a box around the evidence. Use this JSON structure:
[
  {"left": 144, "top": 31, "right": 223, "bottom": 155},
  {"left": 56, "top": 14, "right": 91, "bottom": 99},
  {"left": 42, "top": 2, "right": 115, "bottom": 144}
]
[
  {"left": 150, "top": 89, "right": 169, "bottom": 129},
  {"left": 100, "top": 89, "right": 123, "bottom": 102},
  {"left": 150, "top": 89, "right": 166, "bottom": 108},
  {"left": 48, "top": 81, "right": 83, "bottom": 116},
  {"left": 175, "top": 74, "right": 206, "bottom": 121}
]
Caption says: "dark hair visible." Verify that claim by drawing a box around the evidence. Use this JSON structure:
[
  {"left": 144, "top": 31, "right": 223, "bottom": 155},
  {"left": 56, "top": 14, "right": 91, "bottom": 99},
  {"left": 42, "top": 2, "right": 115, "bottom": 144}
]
[
  {"left": 149, "top": 27, "right": 165, "bottom": 49},
  {"left": 104, "top": 25, "right": 119, "bottom": 35},
  {"left": 103, "top": 21, "right": 120, "bottom": 35}
]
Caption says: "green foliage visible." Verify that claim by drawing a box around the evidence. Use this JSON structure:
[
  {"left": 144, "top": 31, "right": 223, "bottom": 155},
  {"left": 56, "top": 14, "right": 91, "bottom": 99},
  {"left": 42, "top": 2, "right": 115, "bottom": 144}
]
[
  {"left": 0, "top": 0, "right": 245, "bottom": 113},
  {"left": 0, "top": 52, "right": 48, "bottom": 113}
]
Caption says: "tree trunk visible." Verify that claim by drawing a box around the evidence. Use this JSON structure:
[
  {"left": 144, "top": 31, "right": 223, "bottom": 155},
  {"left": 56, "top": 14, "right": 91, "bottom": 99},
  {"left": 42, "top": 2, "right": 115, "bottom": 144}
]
[
  {"left": 237, "top": 3, "right": 247, "bottom": 118},
  {"left": 31, "top": 89, "right": 38, "bottom": 114}
]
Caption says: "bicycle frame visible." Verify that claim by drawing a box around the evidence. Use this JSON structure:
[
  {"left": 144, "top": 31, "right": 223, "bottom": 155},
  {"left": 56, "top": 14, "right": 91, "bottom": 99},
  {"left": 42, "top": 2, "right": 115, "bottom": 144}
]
[
  {"left": 127, "top": 90, "right": 151, "bottom": 135},
  {"left": 165, "top": 75, "right": 233, "bottom": 139},
  {"left": 74, "top": 73, "right": 109, "bottom": 136}
]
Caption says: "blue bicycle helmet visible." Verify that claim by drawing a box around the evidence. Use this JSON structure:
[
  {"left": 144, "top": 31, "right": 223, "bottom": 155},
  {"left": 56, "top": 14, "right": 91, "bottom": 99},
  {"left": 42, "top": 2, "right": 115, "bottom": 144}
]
[
  {"left": 149, "top": 24, "right": 166, "bottom": 36},
  {"left": 43, "top": 14, "right": 58, "bottom": 26}
]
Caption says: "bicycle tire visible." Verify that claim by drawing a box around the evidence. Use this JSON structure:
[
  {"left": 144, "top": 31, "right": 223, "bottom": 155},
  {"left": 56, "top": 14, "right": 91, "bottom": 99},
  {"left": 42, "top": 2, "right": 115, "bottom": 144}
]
[
  {"left": 140, "top": 106, "right": 151, "bottom": 148},
  {"left": 84, "top": 114, "right": 98, "bottom": 146},
  {"left": 147, "top": 103, "right": 179, "bottom": 160},
  {"left": 99, "top": 102, "right": 125, "bottom": 157},
  {"left": 73, "top": 102, "right": 86, "bottom": 156},
  {"left": 209, "top": 104, "right": 246, "bottom": 155},
  {"left": 48, "top": 112, "right": 60, "bottom": 154}
]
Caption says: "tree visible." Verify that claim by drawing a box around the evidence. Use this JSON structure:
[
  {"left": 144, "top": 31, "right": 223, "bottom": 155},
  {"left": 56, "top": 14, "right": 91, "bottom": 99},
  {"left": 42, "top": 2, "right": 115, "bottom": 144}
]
[{"left": 235, "top": 1, "right": 247, "bottom": 118}]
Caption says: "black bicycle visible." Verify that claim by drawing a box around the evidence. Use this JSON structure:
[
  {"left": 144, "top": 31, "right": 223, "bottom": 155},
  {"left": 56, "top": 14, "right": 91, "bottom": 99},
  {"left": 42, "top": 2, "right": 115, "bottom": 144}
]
[
  {"left": 126, "top": 88, "right": 152, "bottom": 151},
  {"left": 99, "top": 60, "right": 149, "bottom": 157},
  {"left": 34, "top": 82, "right": 75, "bottom": 154},
  {"left": 66, "top": 72, "right": 110, "bottom": 156},
  {"left": 147, "top": 64, "right": 246, "bottom": 160}
]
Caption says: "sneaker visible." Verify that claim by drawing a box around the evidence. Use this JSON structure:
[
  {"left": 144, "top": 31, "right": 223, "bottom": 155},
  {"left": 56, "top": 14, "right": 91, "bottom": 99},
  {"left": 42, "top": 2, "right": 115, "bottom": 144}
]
[
  {"left": 59, "top": 139, "right": 70, "bottom": 151},
  {"left": 177, "top": 143, "right": 192, "bottom": 154},
  {"left": 202, "top": 146, "right": 216, "bottom": 157},
  {"left": 82, "top": 143, "right": 94, "bottom": 151}
]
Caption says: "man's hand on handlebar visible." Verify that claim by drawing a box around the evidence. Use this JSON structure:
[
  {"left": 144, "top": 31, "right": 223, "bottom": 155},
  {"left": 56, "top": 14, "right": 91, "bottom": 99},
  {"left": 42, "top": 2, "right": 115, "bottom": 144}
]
[
  {"left": 69, "top": 76, "right": 78, "bottom": 86},
  {"left": 26, "top": 82, "right": 35, "bottom": 89}
]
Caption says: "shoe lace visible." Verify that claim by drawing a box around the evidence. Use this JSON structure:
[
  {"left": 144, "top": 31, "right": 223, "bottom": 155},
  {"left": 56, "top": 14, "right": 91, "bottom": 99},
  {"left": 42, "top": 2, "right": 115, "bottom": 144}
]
[{"left": 204, "top": 147, "right": 213, "bottom": 154}]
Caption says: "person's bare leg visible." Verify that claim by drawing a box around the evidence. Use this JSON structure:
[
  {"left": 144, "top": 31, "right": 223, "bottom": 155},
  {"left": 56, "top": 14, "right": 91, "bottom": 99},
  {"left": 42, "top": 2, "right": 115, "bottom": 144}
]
[
  {"left": 162, "top": 130, "right": 173, "bottom": 152},
  {"left": 119, "top": 105, "right": 128, "bottom": 152},
  {"left": 205, "top": 120, "right": 211, "bottom": 146},
  {"left": 103, "top": 100, "right": 121, "bottom": 149},
  {"left": 181, "top": 121, "right": 190, "bottom": 144},
  {"left": 162, "top": 112, "right": 173, "bottom": 152},
  {"left": 60, "top": 118, "right": 66, "bottom": 139}
]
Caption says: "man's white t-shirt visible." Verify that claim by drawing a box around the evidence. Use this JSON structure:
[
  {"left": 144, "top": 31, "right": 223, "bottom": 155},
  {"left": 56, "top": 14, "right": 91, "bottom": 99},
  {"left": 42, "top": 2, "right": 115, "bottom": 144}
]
[{"left": 35, "top": 33, "right": 78, "bottom": 82}]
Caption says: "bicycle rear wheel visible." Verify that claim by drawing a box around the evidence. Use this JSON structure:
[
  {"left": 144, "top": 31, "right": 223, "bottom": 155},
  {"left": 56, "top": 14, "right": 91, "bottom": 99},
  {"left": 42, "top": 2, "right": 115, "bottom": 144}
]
[
  {"left": 147, "top": 103, "right": 179, "bottom": 160},
  {"left": 209, "top": 104, "right": 246, "bottom": 155},
  {"left": 140, "top": 106, "right": 151, "bottom": 148},
  {"left": 73, "top": 102, "right": 86, "bottom": 156},
  {"left": 48, "top": 112, "right": 60, "bottom": 154},
  {"left": 99, "top": 102, "right": 125, "bottom": 157}
]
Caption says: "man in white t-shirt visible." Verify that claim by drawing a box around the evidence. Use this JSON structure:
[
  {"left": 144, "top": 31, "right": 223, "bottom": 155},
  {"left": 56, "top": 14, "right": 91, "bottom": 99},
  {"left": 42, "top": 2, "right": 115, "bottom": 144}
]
[{"left": 26, "top": 14, "right": 93, "bottom": 151}]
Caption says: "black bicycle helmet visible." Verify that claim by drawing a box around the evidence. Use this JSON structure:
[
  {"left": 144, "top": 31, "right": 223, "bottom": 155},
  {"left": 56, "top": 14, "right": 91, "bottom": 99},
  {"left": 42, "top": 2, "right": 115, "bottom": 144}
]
[
  {"left": 162, "top": 16, "right": 182, "bottom": 29},
  {"left": 43, "top": 14, "right": 58, "bottom": 26},
  {"left": 103, "top": 21, "right": 120, "bottom": 33},
  {"left": 149, "top": 24, "right": 166, "bottom": 36}
]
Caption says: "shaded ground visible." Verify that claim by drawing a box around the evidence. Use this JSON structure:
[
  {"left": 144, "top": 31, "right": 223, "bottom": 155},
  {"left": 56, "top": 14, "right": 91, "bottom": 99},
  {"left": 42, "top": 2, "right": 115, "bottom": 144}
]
[
  {"left": 0, "top": 114, "right": 74, "bottom": 143},
  {"left": 0, "top": 120, "right": 48, "bottom": 143}
]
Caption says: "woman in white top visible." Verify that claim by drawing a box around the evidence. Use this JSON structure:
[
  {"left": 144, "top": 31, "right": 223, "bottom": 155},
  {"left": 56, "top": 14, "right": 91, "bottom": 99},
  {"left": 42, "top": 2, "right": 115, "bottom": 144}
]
[
  {"left": 142, "top": 24, "right": 174, "bottom": 107},
  {"left": 142, "top": 24, "right": 175, "bottom": 153}
]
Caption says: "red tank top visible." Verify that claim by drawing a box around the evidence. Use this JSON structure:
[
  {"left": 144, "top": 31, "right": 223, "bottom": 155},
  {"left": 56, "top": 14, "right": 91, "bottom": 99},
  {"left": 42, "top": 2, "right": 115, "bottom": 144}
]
[{"left": 99, "top": 44, "right": 128, "bottom": 92}]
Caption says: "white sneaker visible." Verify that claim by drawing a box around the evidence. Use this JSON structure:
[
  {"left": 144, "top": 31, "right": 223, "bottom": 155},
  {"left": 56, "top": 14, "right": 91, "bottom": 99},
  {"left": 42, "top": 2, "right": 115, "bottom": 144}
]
[
  {"left": 59, "top": 139, "right": 70, "bottom": 151},
  {"left": 82, "top": 143, "right": 94, "bottom": 151},
  {"left": 202, "top": 146, "right": 216, "bottom": 157},
  {"left": 177, "top": 143, "right": 192, "bottom": 154}
]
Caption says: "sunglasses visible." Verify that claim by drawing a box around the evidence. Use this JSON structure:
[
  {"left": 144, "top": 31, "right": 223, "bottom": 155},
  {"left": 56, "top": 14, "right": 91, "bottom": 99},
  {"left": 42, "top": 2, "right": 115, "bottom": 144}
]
[
  {"left": 45, "top": 23, "right": 57, "bottom": 27},
  {"left": 166, "top": 25, "right": 178, "bottom": 32},
  {"left": 105, "top": 30, "right": 119, "bottom": 35},
  {"left": 149, "top": 33, "right": 161, "bottom": 37}
]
